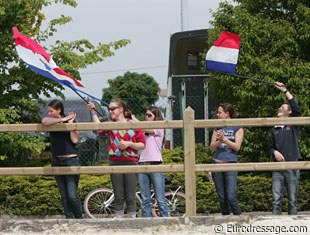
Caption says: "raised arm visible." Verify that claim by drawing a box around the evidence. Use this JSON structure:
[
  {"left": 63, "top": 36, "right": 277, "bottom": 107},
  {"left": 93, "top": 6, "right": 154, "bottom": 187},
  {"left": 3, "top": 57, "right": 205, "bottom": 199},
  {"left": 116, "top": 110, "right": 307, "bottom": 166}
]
[
  {"left": 274, "top": 81, "right": 300, "bottom": 116},
  {"left": 87, "top": 102, "right": 101, "bottom": 123},
  {"left": 274, "top": 81, "right": 293, "bottom": 100}
]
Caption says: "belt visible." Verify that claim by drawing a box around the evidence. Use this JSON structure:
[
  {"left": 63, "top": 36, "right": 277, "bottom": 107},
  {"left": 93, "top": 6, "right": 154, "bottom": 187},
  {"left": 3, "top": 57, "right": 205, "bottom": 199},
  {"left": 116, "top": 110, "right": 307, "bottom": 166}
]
[
  {"left": 55, "top": 154, "right": 78, "bottom": 159},
  {"left": 213, "top": 159, "right": 236, "bottom": 163},
  {"left": 139, "top": 161, "right": 162, "bottom": 165},
  {"left": 213, "top": 159, "right": 229, "bottom": 163}
]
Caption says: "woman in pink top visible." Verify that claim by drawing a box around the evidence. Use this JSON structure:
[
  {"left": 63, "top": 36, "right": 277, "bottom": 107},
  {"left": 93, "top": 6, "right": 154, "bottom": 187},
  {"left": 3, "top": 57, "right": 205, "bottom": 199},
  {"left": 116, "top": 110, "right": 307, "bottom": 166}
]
[{"left": 138, "top": 106, "right": 168, "bottom": 217}]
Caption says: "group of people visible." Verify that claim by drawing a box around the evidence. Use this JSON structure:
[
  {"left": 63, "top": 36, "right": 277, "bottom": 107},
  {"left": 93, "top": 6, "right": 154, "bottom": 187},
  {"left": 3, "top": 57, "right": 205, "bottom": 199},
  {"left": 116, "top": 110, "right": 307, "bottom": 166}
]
[
  {"left": 209, "top": 82, "right": 301, "bottom": 216},
  {"left": 42, "top": 98, "right": 168, "bottom": 218},
  {"left": 42, "top": 81, "right": 301, "bottom": 218}
]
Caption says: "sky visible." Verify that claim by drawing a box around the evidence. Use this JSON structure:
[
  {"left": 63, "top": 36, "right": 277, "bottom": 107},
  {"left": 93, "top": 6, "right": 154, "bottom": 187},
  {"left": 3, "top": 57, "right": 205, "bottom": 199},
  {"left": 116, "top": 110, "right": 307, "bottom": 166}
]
[{"left": 42, "top": 0, "right": 227, "bottom": 99}]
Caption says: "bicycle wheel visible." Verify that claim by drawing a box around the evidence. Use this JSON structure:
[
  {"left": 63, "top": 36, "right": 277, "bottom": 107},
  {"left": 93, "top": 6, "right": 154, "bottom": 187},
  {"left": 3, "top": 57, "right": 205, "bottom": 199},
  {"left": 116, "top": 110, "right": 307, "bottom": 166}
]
[
  {"left": 165, "top": 191, "right": 186, "bottom": 217},
  {"left": 83, "top": 188, "right": 115, "bottom": 218}
]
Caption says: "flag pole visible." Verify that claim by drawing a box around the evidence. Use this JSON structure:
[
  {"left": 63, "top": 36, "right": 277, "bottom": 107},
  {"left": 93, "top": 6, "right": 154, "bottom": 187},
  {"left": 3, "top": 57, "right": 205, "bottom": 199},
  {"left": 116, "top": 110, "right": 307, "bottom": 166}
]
[
  {"left": 73, "top": 87, "right": 109, "bottom": 106},
  {"left": 233, "top": 74, "right": 275, "bottom": 85},
  {"left": 68, "top": 86, "right": 105, "bottom": 118},
  {"left": 68, "top": 86, "right": 89, "bottom": 104},
  {"left": 209, "top": 71, "right": 275, "bottom": 85}
]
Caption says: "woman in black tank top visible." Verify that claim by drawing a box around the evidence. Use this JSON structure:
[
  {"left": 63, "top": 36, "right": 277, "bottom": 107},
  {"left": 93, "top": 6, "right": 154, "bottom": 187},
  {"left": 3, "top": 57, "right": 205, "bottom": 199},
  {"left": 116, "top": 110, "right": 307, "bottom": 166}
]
[{"left": 42, "top": 99, "right": 83, "bottom": 219}]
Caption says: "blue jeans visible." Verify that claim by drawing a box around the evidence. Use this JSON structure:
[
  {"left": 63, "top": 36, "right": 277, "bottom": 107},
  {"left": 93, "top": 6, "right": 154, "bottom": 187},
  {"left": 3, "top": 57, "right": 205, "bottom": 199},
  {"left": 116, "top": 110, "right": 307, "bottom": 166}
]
[
  {"left": 212, "top": 169, "right": 241, "bottom": 215},
  {"left": 51, "top": 157, "right": 83, "bottom": 219},
  {"left": 138, "top": 173, "right": 169, "bottom": 217},
  {"left": 272, "top": 170, "right": 300, "bottom": 215}
]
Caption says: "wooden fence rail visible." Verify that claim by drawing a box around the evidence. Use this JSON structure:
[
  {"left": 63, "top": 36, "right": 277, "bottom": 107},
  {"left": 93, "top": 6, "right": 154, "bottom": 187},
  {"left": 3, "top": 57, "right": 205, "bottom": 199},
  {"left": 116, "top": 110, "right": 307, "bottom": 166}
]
[
  {"left": 0, "top": 117, "right": 309, "bottom": 132},
  {"left": 1, "top": 161, "right": 309, "bottom": 176},
  {"left": 0, "top": 107, "right": 309, "bottom": 216}
]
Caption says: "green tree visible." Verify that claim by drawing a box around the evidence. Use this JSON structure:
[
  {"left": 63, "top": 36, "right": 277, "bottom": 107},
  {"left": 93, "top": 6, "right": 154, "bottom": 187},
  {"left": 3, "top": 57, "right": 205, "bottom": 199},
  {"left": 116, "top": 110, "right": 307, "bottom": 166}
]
[
  {"left": 206, "top": 0, "right": 310, "bottom": 161},
  {"left": 0, "top": 0, "right": 130, "bottom": 164},
  {"left": 102, "top": 71, "right": 160, "bottom": 116}
]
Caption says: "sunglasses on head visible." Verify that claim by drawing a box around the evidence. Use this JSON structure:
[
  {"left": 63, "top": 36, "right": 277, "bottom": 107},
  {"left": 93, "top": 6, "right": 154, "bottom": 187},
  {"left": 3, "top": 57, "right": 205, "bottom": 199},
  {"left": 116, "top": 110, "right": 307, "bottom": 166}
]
[{"left": 109, "top": 106, "right": 119, "bottom": 111}]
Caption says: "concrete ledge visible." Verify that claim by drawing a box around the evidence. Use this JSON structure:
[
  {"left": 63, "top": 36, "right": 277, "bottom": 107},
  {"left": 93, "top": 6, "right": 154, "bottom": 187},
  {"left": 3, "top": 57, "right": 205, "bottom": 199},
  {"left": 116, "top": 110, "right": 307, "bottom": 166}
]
[
  {"left": 1, "top": 213, "right": 310, "bottom": 234},
  {"left": 1, "top": 217, "right": 182, "bottom": 233}
]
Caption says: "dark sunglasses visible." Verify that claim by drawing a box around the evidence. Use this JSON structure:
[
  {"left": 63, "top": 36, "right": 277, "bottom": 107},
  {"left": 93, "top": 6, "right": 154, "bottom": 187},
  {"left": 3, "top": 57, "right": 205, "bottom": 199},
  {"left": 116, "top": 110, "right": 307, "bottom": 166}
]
[
  {"left": 109, "top": 106, "right": 119, "bottom": 111},
  {"left": 145, "top": 113, "right": 153, "bottom": 118}
]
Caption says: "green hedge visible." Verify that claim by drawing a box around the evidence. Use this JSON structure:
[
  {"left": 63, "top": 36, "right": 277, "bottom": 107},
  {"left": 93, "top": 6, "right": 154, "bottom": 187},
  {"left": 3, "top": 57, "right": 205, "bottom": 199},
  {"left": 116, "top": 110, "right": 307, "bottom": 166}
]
[
  {"left": 0, "top": 144, "right": 309, "bottom": 216},
  {"left": 164, "top": 172, "right": 310, "bottom": 215},
  {"left": 0, "top": 175, "right": 110, "bottom": 216},
  {"left": 1, "top": 173, "right": 309, "bottom": 216}
]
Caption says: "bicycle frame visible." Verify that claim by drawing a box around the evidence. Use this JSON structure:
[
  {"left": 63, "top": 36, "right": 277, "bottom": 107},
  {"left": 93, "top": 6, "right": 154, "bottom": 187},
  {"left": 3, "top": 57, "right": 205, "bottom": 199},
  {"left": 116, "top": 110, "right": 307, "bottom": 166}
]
[
  {"left": 135, "top": 190, "right": 156, "bottom": 204},
  {"left": 168, "top": 186, "right": 183, "bottom": 198},
  {"left": 84, "top": 186, "right": 185, "bottom": 218},
  {"left": 104, "top": 193, "right": 115, "bottom": 210}
]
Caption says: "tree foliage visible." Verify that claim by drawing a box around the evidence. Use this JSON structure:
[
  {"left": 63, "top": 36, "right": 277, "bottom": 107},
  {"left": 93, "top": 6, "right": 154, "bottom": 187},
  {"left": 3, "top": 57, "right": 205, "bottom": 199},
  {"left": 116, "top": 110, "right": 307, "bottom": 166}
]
[
  {"left": 206, "top": 0, "right": 310, "bottom": 161},
  {"left": 0, "top": 0, "right": 130, "bottom": 163},
  {"left": 102, "top": 71, "right": 160, "bottom": 115}
]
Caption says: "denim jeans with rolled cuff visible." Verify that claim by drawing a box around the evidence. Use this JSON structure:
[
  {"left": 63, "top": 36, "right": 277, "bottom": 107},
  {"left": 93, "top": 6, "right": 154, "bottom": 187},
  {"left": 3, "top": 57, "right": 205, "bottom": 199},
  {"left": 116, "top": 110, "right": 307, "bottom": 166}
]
[
  {"left": 138, "top": 171, "right": 168, "bottom": 217},
  {"left": 272, "top": 170, "right": 300, "bottom": 215},
  {"left": 51, "top": 157, "right": 83, "bottom": 219},
  {"left": 211, "top": 161, "right": 241, "bottom": 215}
]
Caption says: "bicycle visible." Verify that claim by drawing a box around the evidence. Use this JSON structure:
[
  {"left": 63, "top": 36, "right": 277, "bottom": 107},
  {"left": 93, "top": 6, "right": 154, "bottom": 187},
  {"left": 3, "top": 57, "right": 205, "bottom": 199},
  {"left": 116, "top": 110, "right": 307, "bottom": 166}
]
[
  {"left": 151, "top": 185, "right": 186, "bottom": 217},
  {"left": 83, "top": 185, "right": 186, "bottom": 218}
]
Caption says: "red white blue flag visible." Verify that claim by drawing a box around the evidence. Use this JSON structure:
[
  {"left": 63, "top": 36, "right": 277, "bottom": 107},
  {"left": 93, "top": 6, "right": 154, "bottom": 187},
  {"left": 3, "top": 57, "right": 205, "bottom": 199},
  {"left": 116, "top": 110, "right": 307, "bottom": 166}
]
[
  {"left": 13, "top": 27, "right": 84, "bottom": 88},
  {"left": 205, "top": 31, "right": 240, "bottom": 75}
]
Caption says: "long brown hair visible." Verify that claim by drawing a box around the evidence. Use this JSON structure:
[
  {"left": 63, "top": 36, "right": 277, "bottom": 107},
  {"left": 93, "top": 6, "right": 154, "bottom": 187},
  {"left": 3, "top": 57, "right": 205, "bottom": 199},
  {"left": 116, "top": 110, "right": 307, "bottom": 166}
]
[
  {"left": 110, "top": 98, "right": 132, "bottom": 118},
  {"left": 48, "top": 99, "right": 65, "bottom": 117},
  {"left": 147, "top": 106, "right": 163, "bottom": 121},
  {"left": 218, "top": 103, "right": 239, "bottom": 118},
  {"left": 147, "top": 106, "right": 165, "bottom": 145}
]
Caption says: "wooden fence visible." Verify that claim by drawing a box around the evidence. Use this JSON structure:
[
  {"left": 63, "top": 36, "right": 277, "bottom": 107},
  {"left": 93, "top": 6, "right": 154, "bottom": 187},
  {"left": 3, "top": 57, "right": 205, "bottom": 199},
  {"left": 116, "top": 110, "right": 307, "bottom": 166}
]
[{"left": 0, "top": 107, "right": 310, "bottom": 216}]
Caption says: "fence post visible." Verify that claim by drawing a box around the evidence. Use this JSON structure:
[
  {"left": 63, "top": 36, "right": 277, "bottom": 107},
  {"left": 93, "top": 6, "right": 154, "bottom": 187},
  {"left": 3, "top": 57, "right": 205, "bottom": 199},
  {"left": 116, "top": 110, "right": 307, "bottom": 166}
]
[{"left": 183, "top": 106, "right": 196, "bottom": 216}]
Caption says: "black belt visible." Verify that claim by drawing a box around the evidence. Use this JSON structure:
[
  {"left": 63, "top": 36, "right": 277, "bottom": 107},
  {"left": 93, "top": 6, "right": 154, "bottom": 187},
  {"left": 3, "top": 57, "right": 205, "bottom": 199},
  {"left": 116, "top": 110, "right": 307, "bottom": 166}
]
[{"left": 139, "top": 161, "right": 162, "bottom": 165}]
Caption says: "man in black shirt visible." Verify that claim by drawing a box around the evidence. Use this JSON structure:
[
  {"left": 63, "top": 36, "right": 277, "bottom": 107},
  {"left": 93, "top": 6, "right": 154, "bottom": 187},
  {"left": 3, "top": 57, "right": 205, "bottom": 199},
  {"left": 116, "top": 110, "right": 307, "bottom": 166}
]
[{"left": 270, "top": 82, "right": 301, "bottom": 215}]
